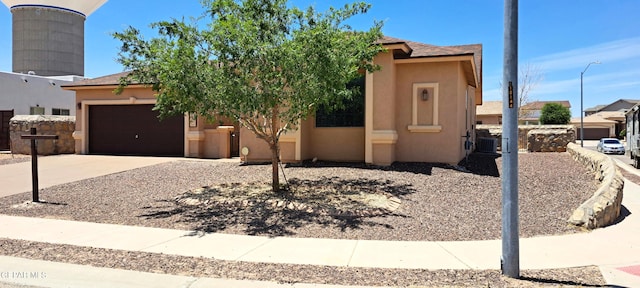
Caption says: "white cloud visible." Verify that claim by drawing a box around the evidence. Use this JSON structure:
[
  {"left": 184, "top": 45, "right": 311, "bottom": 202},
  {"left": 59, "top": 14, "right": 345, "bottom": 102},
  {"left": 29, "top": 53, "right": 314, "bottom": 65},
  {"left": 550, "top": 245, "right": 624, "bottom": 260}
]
[{"left": 530, "top": 37, "right": 640, "bottom": 72}]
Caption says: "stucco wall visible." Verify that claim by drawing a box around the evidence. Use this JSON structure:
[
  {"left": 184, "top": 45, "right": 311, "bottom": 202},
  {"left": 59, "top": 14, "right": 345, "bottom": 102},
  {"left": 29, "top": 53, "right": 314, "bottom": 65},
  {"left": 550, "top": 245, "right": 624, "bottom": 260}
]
[
  {"left": 0, "top": 72, "right": 76, "bottom": 116},
  {"left": 372, "top": 52, "right": 396, "bottom": 131},
  {"left": 394, "top": 61, "right": 462, "bottom": 164},
  {"left": 239, "top": 127, "right": 274, "bottom": 162},
  {"left": 309, "top": 126, "right": 364, "bottom": 162},
  {"left": 477, "top": 115, "right": 501, "bottom": 125}
]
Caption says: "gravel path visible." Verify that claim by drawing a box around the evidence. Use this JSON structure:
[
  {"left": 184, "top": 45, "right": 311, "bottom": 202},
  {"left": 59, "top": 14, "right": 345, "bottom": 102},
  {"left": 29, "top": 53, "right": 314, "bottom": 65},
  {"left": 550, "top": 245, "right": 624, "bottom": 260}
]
[{"left": 0, "top": 153, "right": 597, "bottom": 241}]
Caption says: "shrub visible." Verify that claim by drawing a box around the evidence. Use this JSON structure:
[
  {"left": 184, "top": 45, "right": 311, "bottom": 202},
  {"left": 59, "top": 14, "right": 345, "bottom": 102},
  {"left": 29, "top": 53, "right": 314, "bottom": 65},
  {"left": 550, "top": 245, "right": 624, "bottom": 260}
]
[{"left": 539, "top": 103, "right": 571, "bottom": 124}]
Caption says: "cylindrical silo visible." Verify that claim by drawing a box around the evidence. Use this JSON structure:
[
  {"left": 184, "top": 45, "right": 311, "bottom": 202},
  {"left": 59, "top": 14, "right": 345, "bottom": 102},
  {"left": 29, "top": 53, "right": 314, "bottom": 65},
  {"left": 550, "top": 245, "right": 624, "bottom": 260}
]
[{"left": 2, "top": 0, "right": 107, "bottom": 76}]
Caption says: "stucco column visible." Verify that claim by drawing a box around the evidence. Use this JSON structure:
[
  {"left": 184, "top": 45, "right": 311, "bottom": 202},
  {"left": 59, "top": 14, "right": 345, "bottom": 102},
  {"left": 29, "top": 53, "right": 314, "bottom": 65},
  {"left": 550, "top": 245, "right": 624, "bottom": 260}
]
[{"left": 365, "top": 52, "right": 398, "bottom": 165}]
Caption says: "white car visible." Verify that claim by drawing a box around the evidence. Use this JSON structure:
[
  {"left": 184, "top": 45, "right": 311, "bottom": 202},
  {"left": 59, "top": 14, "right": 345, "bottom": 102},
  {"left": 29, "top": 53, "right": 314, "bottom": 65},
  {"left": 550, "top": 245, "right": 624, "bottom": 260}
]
[{"left": 597, "top": 138, "right": 625, "bottom": 155}]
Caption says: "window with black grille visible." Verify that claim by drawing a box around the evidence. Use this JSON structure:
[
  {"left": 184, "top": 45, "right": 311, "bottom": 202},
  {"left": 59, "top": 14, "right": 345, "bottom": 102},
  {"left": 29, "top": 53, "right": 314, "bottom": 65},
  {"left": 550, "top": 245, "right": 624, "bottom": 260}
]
[{"left": 315, "top": 76, "right": 365, "bottom": 127}]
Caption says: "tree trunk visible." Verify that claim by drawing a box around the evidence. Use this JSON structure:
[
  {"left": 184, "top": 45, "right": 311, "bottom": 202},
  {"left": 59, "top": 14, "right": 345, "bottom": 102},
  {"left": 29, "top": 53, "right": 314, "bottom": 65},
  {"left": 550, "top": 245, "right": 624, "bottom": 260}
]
[{"left": 270, "top": 143, "right": 280, "bottom": 193}]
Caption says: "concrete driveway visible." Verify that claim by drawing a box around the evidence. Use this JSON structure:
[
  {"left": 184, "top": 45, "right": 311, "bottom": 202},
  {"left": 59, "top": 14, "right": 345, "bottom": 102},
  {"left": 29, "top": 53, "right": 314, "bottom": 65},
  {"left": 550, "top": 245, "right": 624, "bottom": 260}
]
[{"left": 0, "top": 154, "right": 179, "bottom": 198}]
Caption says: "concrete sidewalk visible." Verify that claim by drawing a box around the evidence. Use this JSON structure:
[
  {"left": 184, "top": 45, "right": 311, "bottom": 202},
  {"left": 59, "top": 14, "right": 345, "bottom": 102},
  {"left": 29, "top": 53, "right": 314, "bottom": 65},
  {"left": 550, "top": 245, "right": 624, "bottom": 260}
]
[
  {"left": 0, "top": 154, "right": 639, "bottom": 287},
  {"left": 0, "top": 180, "right": 638, "bottom": 286}
]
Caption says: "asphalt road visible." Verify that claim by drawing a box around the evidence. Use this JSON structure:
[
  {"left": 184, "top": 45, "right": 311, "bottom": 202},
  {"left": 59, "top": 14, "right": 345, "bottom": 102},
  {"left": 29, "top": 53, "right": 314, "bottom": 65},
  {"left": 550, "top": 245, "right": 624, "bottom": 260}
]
[{"left": 580, "top": 139, "right": 637, "bottom": 170}]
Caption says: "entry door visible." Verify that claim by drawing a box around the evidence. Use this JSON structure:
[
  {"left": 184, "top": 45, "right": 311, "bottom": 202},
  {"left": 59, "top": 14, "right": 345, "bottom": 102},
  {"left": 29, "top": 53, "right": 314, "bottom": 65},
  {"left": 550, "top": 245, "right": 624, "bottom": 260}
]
[{"left": 0, "top": 110, "right": 14, "bottom": 150}]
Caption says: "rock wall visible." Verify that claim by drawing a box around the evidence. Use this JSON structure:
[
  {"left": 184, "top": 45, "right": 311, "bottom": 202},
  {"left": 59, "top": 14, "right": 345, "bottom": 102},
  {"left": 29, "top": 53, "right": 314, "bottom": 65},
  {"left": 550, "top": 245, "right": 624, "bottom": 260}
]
[
  {"left": 476, "top": 125, "right": 576, "bottom": 152},
  {"left": 527, "top": 126, "right": 576, "bottom": 152},
  {"left": 10, "top": 115, "right": 76, "bottom": 155},
  {"left": 566, "top": 142, "right": 624, "bottom": 229}
]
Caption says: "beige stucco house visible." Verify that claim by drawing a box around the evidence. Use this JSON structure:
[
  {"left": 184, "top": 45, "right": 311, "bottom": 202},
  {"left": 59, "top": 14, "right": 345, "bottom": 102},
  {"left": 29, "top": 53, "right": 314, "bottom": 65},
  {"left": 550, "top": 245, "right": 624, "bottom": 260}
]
[
  {"left": 570, "top": 113, "right": 616, "bottom": 140},
  {"left": 519, "top": 100, "right": 571, "bottom": 125},
  {"left": 580, "top": 99, "right": 639, "bottom": 138},
  {"left": 63, "top": 36, "right": 482, "bottom": 165},
  {"left": 476, "top": 101, "right": 502, "bottom": 125}
]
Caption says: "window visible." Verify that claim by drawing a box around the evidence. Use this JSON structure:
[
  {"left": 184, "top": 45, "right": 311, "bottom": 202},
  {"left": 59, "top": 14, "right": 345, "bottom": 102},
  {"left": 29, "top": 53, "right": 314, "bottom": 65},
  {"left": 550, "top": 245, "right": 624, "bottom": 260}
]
[
  {"left": 52, "top": 108, "right": 70, "bottom": 116},
  {"left": 315, "top": 76, "right": 365, "bottom": 127},
  {"left": 30, "top": 106, "right": 45, "bottom": 115}
]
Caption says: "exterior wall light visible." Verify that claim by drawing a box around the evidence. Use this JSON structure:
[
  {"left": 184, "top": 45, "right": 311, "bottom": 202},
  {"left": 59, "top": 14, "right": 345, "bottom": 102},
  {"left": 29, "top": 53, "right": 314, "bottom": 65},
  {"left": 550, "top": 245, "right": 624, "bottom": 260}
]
[{"left": 421, "top": 89, "right": 429, "bottom": 101}]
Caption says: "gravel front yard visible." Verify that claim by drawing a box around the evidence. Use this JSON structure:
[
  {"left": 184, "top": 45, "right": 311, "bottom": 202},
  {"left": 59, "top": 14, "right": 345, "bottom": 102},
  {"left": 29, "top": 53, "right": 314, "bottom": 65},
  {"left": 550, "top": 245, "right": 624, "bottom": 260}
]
[
  {"left": 0, "top": 152, "right": 597, "bottom": 241},
  {"left": 0, "top": 152, "right": 607, "bottom": 287}
]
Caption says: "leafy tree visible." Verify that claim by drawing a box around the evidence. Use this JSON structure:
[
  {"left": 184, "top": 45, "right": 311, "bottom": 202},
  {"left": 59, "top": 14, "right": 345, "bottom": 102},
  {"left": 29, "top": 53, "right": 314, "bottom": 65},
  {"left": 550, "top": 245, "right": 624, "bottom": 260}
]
[
  {"left": 113, "top": 0, "right": 384, "bottom": 192},
  {"left": 539, "top": 103, "right": 570, "bottom": 124}
]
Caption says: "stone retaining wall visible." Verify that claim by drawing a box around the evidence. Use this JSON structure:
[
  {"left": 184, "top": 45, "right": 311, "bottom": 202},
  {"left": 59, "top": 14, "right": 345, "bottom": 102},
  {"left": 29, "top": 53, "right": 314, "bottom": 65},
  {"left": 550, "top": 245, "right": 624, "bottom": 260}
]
[
  {"left": 10, "top": 115, "right": 76, "bottom": 155},
  {"left": 527, "top": 126, "right": 575, "bottom": 152},
  {"left": 476, "top": 125, "right": 575, "bottom": 152},
  {"left": 566, "top": 142, "right": 624, "bottom": 229}
]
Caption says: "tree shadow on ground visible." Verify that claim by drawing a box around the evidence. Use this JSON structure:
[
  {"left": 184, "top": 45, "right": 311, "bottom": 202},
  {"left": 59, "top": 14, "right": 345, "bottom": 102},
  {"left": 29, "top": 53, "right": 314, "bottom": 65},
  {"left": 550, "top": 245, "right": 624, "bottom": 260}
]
[{"left": 139, "top": 177, "right": 415, "bottom": 237}]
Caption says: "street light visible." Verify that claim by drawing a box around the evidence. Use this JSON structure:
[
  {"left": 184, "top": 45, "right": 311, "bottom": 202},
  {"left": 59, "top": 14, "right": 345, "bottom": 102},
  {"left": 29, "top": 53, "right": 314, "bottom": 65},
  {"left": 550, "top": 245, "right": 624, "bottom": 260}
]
[{"left": 580, "top": 61, "right": 601, "bottom": 147}]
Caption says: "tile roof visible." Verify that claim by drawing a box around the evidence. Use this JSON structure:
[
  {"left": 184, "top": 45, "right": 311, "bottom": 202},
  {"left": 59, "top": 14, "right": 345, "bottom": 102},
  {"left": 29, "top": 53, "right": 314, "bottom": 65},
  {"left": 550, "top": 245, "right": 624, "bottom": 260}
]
[
  {"left": 61, "top": 71, "right": 132, "bottom": 87},
  {"left": 570, "top": 113, "right": 616, "bottom": 124},
  {"left": 377, "top": 36, "right": 481, "bottom": 58},
  {"left": 476, "top": 101, "right": 502, "bottom": 116},
  {"left": 591, "top": 111, "right": 626, "bottom": 120},
  {"left": 377, "top": 36, "right": 482, "bottom": 87},
  {"left": 64, "top": 37, "right": 483, "bottom": 90},
  {"left": 585, "top": 104, "right": 606, "bottom": 112}
]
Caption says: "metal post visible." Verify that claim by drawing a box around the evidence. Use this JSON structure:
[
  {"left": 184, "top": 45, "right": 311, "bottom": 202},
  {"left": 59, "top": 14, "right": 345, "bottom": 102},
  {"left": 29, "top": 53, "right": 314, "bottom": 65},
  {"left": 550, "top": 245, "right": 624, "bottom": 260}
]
[
  {"left": 22, "top": 128, "right": 57, "bottom": 203},
  {"left": 29, "top": 128, "right": 39, "bottom": 202},
  {"left": 501, "top": 0, "right": 519, "bottom": 278},
  {"left": 580, "top": 71, "right": 584, "bottom": 147},
  {"left": 580, "top": 61, "right": 601, "bottom": 147}
]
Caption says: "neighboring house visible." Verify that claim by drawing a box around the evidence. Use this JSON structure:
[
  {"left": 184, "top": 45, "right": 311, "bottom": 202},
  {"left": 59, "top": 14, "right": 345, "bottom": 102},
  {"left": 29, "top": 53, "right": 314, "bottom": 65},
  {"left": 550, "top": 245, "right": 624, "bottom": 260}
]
[
  {"left": 576, "top": 99, "right": 639, "bottom": 139},
  {"left": 476, "top": 101, "right": 502, "bottom": 124},
  {"left": 0, "top": 72, "right": 80, "bottom": 116},
  {"left": 0, "top": 71, "right": 81, "bottom": 150},
  {"left": 63, "top": 36, "right": 482, "bottom": 166},
  {"left": 584, "top": 99, "right": 639, "bottom": 116},
  {"left": 519, "top": 100, "right": 571, "bottom": 125},
  {"left": 570, "top": 113, "right": 616, "bottom": 140}
]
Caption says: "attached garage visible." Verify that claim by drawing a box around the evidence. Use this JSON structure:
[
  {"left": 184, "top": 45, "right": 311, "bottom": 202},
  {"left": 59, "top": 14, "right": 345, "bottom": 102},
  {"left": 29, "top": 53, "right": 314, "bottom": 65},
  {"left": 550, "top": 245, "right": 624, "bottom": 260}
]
[
  {"left": 576, "top": 128, "right": 610, "bottom": 140},
  {"left": 88, "top": 104, "right": 184, "bottom": 156},
  {"left": 64, "top": 72, "right": 237, "bottom": 159}
]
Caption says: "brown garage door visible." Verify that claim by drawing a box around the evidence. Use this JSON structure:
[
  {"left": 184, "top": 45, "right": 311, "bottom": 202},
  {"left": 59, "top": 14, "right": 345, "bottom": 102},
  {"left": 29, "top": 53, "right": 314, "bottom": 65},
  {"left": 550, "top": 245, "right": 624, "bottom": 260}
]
[
  {"left": 576, "top": 128, "right": 609, "bottom": 140},
  {"left": 89, "top": 104, "right": 183, "bottom": 156}
]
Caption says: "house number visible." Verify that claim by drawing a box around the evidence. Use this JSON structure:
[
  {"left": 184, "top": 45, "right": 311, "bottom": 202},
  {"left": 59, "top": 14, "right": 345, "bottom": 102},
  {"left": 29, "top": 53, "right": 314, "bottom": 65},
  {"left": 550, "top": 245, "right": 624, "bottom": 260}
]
[{"left": 508, "top": 81, "right": 514, "bottom": 108}]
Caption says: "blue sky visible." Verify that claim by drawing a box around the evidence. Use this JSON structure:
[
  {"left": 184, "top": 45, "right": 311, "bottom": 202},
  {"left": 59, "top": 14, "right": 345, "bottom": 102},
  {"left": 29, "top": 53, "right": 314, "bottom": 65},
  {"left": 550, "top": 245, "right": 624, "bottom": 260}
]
[{"left": 1, "top": 0, "right": 638, "bottom": 117}]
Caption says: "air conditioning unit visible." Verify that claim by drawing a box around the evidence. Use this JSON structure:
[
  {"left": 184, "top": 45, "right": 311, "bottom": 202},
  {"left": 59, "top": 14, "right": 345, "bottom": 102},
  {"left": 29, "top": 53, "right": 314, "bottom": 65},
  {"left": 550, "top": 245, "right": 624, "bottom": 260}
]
[{"left": 477, "top": 137, "right": 498, "bottom": 153}]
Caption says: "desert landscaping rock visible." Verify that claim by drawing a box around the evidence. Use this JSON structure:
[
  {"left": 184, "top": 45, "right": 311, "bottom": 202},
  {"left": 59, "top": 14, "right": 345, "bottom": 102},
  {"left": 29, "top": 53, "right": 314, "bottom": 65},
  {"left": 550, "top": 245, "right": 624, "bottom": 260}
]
[
  {"left": 0, "top": 152, "right": 610, "bottom": 286},
  {"left": 0, "top": 153, "right": 597, "bottom": 241}
]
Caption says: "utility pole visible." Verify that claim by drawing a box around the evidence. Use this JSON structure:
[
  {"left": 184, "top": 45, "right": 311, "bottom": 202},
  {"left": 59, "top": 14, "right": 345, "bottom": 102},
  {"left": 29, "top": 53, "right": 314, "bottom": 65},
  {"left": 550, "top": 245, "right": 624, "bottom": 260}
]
[{"left": 501, "top": 0, "right": 520, "bottom": 278}]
